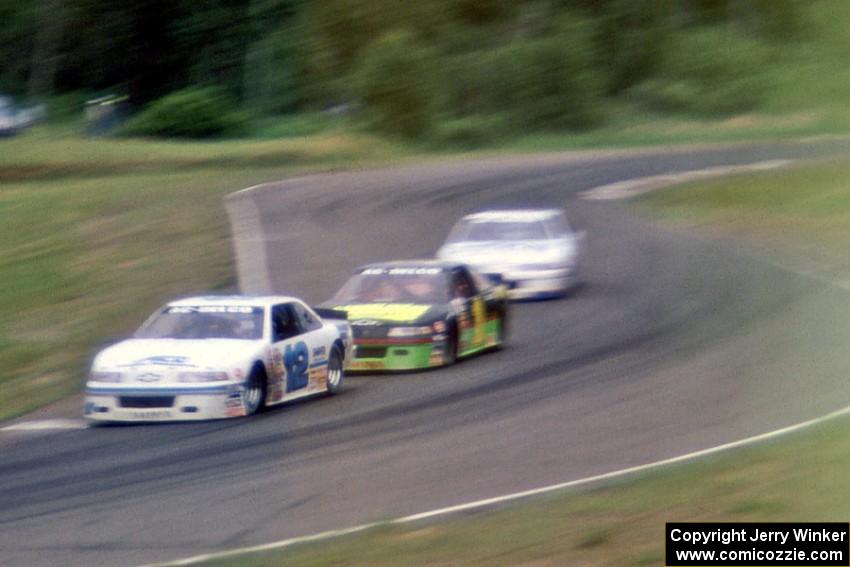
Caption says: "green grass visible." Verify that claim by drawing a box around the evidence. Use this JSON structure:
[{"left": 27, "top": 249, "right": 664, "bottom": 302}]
[
  {"left": 175, "top": 413, "right": 850, "bottom": 567},
  {"left": 503, "top": 111, "right": 836, "bottom": 151},
  {"left": 1, "top": 169, "right": 240, "bottom": 417},
  {"left": 638, "top": 157, "right": 850, "bottom": 269},
  {"left": 0, "top": 125, "right": 412, "bottom": 182},
  {"left": 250, "top": 112, "right": 349, "bottom": 139}
]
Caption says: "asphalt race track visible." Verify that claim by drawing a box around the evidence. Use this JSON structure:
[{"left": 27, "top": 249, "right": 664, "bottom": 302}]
[{"left": 3, "top": 141, "right": 850, "bottom": 567}]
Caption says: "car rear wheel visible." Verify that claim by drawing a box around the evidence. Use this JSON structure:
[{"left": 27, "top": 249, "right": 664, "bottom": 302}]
[
  {"left": 495, "top": 309, "right": 508, "bottom": 349},
  {"left": 326, "top": 346, "right": 344, "bottom": 394},
  {"left": 444, "top": 325, "right": 459, "bottom": 366},
  {"left": 243, "top": 365, "right": 267, "bottom": 415}
]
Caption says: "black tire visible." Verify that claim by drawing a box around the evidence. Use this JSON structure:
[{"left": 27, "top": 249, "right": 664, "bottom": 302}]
[
  {"left": 243, "top": 365, "right": 267, "bottom": 416},
  {"left": 325, "top": 346, "right": 344, "bottom": 394},
  {"left": 444, "top": 324, "right": 459, "bottom": 366},
  {"left": 495, "top": 308, "right": 509, "bottom": 349}
]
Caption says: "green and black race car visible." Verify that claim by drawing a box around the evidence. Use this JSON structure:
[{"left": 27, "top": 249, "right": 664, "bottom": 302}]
[{"left": 323, "top": 260, "right": 509, "bottom": 371}]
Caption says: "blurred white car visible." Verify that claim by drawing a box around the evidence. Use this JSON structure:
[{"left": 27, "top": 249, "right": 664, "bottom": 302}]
[
  {"left": 436, "top": 209, "right": 584, "bottom": 299},
  {"left": 84, "top": 296, "right": 352, "bottom": 422}
]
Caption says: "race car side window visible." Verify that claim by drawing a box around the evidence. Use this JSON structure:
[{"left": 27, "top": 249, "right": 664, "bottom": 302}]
[
  {"left": 451, "top": 268, "right": 477, "bottom": 299},
  {"left": 293, "top": 302, "right": 323, "bottom": 332},
  {"left": 272, "top": 304, "right": 302, "bottom": 342}
]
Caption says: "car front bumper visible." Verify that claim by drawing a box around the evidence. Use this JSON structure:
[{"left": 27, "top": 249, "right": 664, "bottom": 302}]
[
  {"left": 347, "top": 339, "right": 448, "bottom": 372},
  {"left": 84, "top": 384, "right": 249, "bottom": 422}
]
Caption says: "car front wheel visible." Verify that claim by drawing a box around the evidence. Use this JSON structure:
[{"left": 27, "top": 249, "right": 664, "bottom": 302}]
[
  {"left": 243, "top": 365, "right": 267, "bottom": 415},
  {"left": 325, "top": 346, "right": 344, "bottom": 394}
]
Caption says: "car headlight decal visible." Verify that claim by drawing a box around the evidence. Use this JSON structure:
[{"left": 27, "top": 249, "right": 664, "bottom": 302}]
[
  {"left": 387, "top": 326, "right": 433, "bottom": 337},
  {"left": 90, "top": 371, "right": 123, "bottom": 383},
  {"left": 177, "top": 371, "right": 230, "bottom": 382}
]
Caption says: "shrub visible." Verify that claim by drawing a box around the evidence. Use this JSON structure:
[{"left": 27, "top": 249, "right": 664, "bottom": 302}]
[
  {"left": 429, "top": 115, "right": 506, "bottom": 148},
  {"left": 597, "top": 0, "right": 672, "bottom": 94},
  {"left": 631, "top": 26, "right": 771, "bottom": 116},
  {"left": 243, "top": 26, "right": 306, "bottom": 115},
  {"left": 478, "top": 20, "right": 603, "bottom": 131},
  {"left": 48, "top": 91, "right": 94, "bottom": 123},
  {"left": 120, "top": 87, "right": 247, "bottom": 138},
  {"left": 351, "top": 30, "right": 439, "bottom": 139},
  {"left": 502, "top": 38, "right": 600, "bottom": 129},
  {"left": 441, "top": 12, "right": 603, "bottom": 132}
]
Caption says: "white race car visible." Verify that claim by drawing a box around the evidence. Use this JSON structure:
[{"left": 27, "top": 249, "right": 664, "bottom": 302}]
[
  {"left": 84, "top": 296, "right": 352, "bottom": 422},
  {"left": 436, "top": 209, "right": 585, "bottom": 300}
]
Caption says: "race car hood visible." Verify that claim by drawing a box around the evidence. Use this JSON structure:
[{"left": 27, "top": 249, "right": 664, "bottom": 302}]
[
  {"left": 324, "top": 303, "right": 445, "bottom": 325},
  {"left": 93, "top": 338, "right": 262, "bottom": 374},
  {"left": 438, "top": 239, "right": 576, "bottom": 267}
]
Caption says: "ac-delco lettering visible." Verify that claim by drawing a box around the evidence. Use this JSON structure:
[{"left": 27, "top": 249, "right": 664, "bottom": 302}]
[
  {"left": 168, "top": 306, "right": 255, "bottom": 314},
  {"left": 361, "top": 267, "right": 441, "bottom": 275}
]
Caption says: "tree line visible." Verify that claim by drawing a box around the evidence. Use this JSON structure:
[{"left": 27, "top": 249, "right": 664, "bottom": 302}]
[{"left": 0, "top": 0, "right": 807, "bottom": 137}]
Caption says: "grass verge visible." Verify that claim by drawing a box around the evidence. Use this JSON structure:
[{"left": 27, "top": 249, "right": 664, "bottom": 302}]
[
  {"left": 175, "top": 411, "right": 850, "bottom": 567},
  {"left": 637, "top": 156, "right": 850, "bottom": 270}
]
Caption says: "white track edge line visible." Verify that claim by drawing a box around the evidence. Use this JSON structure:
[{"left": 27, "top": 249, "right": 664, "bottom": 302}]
[
  {"left": 139, "top": 403, "right": 850, "bottom": 567},
  {"left": 0, "top": 419, "right": 87, "bottom": 432}
]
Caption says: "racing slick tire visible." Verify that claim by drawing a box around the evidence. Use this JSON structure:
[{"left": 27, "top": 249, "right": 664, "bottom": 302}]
[
  {"left": 495, "top": 309, "right": 508, "bottom": 350},
  {"left": 444, "top": 324, "right": 459, "bottom": 366},
  {"left": 243, "top": 364, "right": 268, "bottom": 415},
  {"left": 326, "top": 345, "right": 345, "bottom": 395}
]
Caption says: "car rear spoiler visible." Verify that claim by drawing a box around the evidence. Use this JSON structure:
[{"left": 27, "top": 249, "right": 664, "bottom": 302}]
[{"left": 313, "top": 307, "right": 348, "bottom": 321}]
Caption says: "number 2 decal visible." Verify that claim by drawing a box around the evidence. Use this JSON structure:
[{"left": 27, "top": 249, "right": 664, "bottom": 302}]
[{"left": 284, "top": 341, "right": 309, "bottom": 391}]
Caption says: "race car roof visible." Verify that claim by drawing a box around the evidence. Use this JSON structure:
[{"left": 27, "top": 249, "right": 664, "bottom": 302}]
[
  {"left": 462, "top": 209, "right": 562, "bottom": 222},
  {"left": 167, "top": 295, "right": 302, "bottom": 308}
]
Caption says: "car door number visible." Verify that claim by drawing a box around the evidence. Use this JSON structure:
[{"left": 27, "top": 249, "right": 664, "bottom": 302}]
[{"left": 284, "top": 341, "right": 309, "bottom": 391}]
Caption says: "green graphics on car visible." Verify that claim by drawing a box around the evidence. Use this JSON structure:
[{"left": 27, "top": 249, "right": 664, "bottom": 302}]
[{"left": 323, "top": 261, "right": 509, "bottom": 371}]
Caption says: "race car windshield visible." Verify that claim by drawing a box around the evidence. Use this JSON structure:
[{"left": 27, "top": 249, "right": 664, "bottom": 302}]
[
  {"left": 135, "top": 306, "right": 264, "bottom": 340},
  {"left": 333, "top": 270, "right": 450, "bottom": 304},
  {"left": 447, "top": 219, "right": 549, "bottom": 243}
]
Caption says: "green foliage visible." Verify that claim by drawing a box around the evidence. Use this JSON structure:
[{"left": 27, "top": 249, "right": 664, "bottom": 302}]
[
  {"left": 0, "top": 1, "right": 37, "bottom": 94},
  {"left": 301, "top": 0, "right": 448, "bottom": 105},
  {"left": 1, "top": 0, "right": 847, "bottom": 140},
  {"left": 47, "top": 90, "right": 91, "bottom": 123},
  {"left": 430, "top": 115, "right": 506, "bottom": 148},
  {"left": 243, "top": 24, "right": 306, "bottom": 115},
  {"left": 452, "top": 0, "right": 514, "bottom": 24},
  {"left": 445, "top": 13, "right": 603, "bottom": 132},
  {"left": 489, "top": 38, "right": 600, "bottom": 130},
  {"left": 251, "top": 112, "right": 340, "bottom": 138},
  {"left": 596, "top": 0, "right": 672, "bottom": 94},
  {"left": 120, "top": 87, "right": 247, "bottom": 138},
  {"left": 174, "top": 0, "right": 252, "bottom": 98},
  {"left": 752, "top": 0, "right": 806, "bottom": 40},
  {"left": 630, "top": 26, "right": 771, "bottom": 116},
  {"left": 352, "top": 30, "right": 438, "bottom": 138}
]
